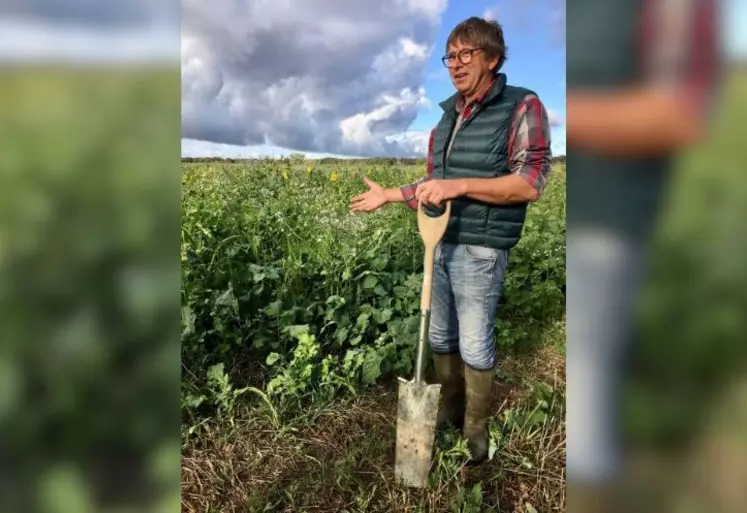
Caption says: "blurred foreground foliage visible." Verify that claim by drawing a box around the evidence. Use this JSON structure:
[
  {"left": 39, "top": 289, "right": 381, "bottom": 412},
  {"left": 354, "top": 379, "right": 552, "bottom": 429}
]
[
  {"left": 627, "top": 72, "right": 747, "bottom": 447},
  {"left": 0, "top": 66, "right": 181, "bottom": 512}
]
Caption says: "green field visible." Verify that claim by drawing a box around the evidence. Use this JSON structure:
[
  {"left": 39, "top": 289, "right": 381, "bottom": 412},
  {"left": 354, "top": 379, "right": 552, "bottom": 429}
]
[
  {"left": 180, "top": 161, "right": 567, "bottom": 512},
  {"left": 180, "top": 69, "right": 747, "bottom": 511}
]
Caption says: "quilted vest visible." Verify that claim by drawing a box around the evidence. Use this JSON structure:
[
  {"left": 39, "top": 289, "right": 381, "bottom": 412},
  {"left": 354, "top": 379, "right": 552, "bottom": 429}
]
[{"left": 430, "top": 73, "right": 536, "bottom": 249}]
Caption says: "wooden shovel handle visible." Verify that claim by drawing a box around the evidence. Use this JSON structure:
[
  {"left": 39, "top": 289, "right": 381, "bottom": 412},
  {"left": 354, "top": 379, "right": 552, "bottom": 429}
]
[
  {"left": 413, "top": 199, "right": 451, "bottom": 383},
  {"left": 417, "top": 200, "right": 451, "bottom": 311}
]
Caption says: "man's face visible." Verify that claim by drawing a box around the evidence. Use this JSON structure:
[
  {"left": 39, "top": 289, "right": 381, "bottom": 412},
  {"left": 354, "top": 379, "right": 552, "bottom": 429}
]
[{"left": 445, "top": 40, "right": 498, "bottom": 96}]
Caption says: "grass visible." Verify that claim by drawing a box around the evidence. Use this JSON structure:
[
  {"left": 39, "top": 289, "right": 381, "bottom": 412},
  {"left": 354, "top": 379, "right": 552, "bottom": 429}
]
[{"left": 182, "top": 321, "right": 565, "bottom": 513}]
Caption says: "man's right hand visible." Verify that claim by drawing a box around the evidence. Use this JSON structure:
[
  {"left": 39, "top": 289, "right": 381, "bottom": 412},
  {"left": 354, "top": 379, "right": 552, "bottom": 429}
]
[{"left": 349, "top": 177, "right": 390, "bottom": 213}]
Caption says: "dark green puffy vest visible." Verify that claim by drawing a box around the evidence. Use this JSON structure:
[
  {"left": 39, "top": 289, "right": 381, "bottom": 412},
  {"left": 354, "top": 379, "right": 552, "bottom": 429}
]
[
  {"left": 567, "top": 0, "right": 673, "bottom": 243},
  {"left": 430, "top": 73, "right": 536, "bottom": 249}
]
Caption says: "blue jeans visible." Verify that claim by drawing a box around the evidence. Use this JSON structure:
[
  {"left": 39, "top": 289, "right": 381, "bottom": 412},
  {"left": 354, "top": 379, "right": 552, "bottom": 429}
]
[
  {"left": 428, "top": 242, "right": 510, "bottom": 370},
  {"left": 566, "top": 227, "right": 647, "bottom": 485}
]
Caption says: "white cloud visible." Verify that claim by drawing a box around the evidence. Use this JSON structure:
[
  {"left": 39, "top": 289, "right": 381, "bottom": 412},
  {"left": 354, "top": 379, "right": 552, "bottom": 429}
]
[
  {"left": 182, "top": 138, "right": 361, "bottom": 159},
  {"left": 482, "top": 7, "right": 498, "bottom": 21},
  {"left": 547, "top": 108, "right": 563, "bottom": 127},
  {"left": 338, "top": 87, "right": 431, "bottom": 155},
  {"left": 480, "top": 0, "right": 565, "bottom": 47},
  {"left": 551, "top": 127, "right": 566, "bottom": 156},
  {"left": 0, "top": 1, "right": 179, "bottom": 63},
  {"left": 393, "top": 0, "right": 448, "bottom": 21},
  {"left": 181, "top": 0, "right": 447, "bottom": 157},
  {"left": 0, "top": 17, "right": 178, "bottom": 63},
  {"left": 385, "top": 130, "right": 431, "bottom": 156}
]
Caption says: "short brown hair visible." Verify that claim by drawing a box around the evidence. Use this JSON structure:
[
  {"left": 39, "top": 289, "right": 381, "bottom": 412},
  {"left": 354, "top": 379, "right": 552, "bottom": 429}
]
[{"left": 446, "top": 17, "right": 508, "bottom": 73}]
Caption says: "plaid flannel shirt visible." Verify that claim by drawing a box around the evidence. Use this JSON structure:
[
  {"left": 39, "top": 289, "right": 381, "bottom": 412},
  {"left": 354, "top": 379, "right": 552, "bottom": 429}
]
[
  {"left": 639, "top": 0, "right": 720, "bottom": 121},
  {"left": 400, "top": 77, "right": 553, "bottom": 210}
]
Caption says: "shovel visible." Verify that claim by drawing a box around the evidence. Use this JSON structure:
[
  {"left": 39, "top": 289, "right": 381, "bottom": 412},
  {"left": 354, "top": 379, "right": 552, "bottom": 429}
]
[{"left": 394, "top": 198, "right": 452, "bottom": 488}]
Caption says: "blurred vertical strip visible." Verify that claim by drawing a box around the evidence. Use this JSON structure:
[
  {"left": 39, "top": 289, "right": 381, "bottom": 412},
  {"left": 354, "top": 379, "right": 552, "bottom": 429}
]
[
  {"left": 0, "top": 2, "right": 182, "bottom": 512},
  {"left": 567, "top": 0, "right": 747, "bottom": 511}
]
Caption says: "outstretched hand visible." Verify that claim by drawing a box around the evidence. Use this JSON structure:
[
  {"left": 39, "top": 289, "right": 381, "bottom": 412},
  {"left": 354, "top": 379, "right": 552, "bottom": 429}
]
[{"left": 349, "top": 177, "right": 388, "bottom": 213}]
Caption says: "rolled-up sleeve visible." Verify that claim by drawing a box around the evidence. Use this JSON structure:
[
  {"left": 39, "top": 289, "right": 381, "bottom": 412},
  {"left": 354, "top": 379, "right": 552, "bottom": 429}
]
[{"left": 508, "top": 94, "right": 553, "bottom": 197}]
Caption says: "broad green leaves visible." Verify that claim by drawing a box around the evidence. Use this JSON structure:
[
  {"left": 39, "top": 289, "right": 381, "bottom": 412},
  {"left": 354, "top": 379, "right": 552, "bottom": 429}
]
[{"left": 181, "top": 162, "right": 566, "bottom": 407}]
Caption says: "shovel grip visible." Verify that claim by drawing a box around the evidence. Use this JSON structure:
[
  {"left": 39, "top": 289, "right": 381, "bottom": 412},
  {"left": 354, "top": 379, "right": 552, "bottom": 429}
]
[{"left": 414, "top": 246, "right": 435, "bottom": 383}]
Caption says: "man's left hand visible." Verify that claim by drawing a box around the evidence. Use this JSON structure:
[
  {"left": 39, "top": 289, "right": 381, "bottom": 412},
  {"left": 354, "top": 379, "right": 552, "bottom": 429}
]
[{"left": 415, "top": 179, "right": 466, "bottom": 207}]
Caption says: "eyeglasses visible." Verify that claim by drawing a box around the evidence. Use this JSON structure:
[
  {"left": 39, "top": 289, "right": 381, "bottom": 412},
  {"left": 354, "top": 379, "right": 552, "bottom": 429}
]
[{"left": 441, "top": 48, "right": 483, "bottom": 67}]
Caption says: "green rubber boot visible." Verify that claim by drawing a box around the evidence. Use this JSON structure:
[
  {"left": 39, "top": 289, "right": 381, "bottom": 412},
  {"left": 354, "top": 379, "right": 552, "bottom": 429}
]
[
  {"left": 433, "top": 353, "right": 465, "bottom": 431},
  {"left": 464, "top": 364, "right": 494, "bottom": 464}
]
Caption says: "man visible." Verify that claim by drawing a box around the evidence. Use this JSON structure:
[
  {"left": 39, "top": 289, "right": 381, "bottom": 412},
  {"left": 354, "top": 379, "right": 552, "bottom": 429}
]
[
  {"left": 350, "top": 16, "right": 553, "bottom": 463},
  {"left": 565, "top": 0, "right": 720, "bottom": 510}
]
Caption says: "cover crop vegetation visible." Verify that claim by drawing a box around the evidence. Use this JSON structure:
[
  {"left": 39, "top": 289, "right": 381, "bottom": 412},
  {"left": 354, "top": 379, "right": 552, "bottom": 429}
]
[{"left": 181, "top": 159, "right": 567, "bottom": 512}]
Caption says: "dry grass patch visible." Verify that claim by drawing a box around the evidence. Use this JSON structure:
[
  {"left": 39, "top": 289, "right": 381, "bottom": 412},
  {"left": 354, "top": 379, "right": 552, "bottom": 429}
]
[{"left": 182, "top": 336, "right": 565, "bottom": 513}]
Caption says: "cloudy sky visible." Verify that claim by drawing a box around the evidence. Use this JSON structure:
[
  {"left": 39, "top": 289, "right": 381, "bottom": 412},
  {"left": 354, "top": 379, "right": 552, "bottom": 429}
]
[
  {"left": 1, "top": 0, "right": 744, "bottom": 160},
  {"left": 181, "top": 0, "right": 567, "bottom": 159}
]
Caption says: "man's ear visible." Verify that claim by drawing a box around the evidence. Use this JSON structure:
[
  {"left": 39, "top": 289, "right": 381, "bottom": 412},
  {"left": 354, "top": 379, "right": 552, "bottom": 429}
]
[{"left": 489, "top": 56, "right": 499, "bottom": 73}]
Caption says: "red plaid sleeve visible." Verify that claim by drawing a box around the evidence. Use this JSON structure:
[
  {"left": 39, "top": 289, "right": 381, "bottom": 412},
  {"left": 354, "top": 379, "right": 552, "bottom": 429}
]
[
  {"left": 508, "top": 94, "right": 553, "bottom": 195},
  {"left": 400, "top": 128, "right": 435, "bottom": 210},
  {"left": 640, "top": 0, "right": 721, "bottom": 122}
]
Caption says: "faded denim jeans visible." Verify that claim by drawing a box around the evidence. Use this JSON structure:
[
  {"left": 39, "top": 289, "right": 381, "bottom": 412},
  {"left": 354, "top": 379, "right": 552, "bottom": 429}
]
[
  {"left": 566, "top": 227, "right": 647, "bottom": 485},
  {"left": 428, "top": 242, "right": 510, "bottom": 371}
]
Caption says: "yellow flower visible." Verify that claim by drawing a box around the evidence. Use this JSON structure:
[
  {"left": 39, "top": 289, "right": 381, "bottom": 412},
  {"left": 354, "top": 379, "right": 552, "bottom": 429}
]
[
  {"left": 330, "top": 170, "right": 339, "bottom": 183},
  {"left": 282, "top": 169, "right": 289, "bottom": 180},
  {"left": 306, "top": 165, "right": 313, "bottom": 174}
]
